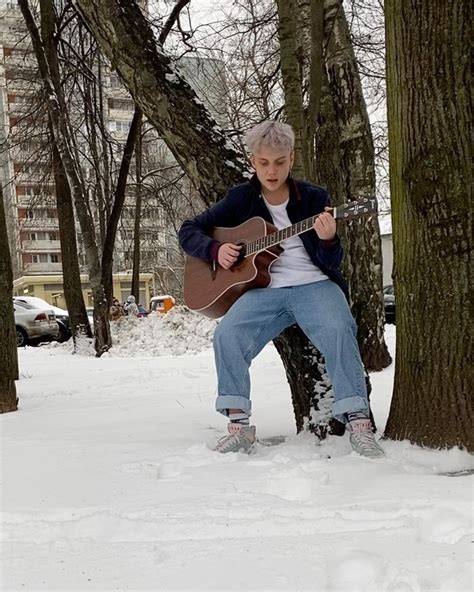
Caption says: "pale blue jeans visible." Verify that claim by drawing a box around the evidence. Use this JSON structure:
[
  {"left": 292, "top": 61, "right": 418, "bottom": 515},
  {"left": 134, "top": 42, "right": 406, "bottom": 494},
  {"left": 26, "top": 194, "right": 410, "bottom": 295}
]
[{"left": 213, "top": 279, "right": 368, "bottom": 423}]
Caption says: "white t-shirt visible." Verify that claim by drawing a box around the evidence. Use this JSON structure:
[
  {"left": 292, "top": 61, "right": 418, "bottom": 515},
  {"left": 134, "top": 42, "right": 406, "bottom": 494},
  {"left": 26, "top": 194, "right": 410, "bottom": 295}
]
[{"left": 262, "top": 196, "right": 329, "bottom": 289}]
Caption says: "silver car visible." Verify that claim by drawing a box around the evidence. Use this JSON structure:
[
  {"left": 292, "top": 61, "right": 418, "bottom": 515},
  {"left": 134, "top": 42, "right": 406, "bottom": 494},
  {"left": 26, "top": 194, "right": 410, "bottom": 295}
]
[{"left": 13, "top": 300, "right": 59, "bottom": 347}]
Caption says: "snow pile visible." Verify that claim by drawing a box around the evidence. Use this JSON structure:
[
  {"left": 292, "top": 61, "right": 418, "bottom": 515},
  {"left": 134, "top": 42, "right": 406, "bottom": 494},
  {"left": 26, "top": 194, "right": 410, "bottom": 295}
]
[{"left": 109, "top": 306, "right": 217, "bottom": 357}]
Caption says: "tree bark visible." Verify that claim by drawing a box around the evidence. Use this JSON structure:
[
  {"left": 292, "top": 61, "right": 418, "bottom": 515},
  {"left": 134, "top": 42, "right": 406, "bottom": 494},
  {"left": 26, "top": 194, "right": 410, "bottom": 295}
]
[
  {"left": 276, "top": 0, "right": 308, "bottom": 178},
  {"left": 325, "top": 0, "right": 391, "bottom": 371},
  {"left": 384, "top": 0, "right": 472, "bottom": 450},
  {"left": 131, "top": 115, "right": 143, "bottom": 302},
  {"left": 0, "top": 186, "right": 18, "bottom": 414}
]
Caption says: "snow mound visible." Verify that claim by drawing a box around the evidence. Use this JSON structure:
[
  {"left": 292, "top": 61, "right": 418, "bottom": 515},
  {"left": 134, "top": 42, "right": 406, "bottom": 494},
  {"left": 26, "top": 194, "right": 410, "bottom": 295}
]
[{"left": 108, "top": 306, "right": 217, "bottom": 357}]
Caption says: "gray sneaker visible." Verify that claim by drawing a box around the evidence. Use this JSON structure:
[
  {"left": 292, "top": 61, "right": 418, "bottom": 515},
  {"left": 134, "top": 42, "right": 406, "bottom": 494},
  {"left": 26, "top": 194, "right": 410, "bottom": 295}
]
[
  {"left": 348, "top": 419, "right": 385, "bottom": 458},
  {"left": 214, "top": 423, "right": 256, "bottom": 454}
]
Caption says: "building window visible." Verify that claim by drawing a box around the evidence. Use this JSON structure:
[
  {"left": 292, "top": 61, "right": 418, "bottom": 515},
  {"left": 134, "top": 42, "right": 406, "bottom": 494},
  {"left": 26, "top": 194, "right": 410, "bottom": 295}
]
[
  {"left": 108, "top": 98, "right": 134, "bottom": 111},
  {"left": 50, "top": 254, "right": 59, "bottom": 263},
  {"left": 109, "top": 120, "right": 131, "bottom": 133},
  {"left": 29, "top": 232, "right": 37, "bottom": 241}
]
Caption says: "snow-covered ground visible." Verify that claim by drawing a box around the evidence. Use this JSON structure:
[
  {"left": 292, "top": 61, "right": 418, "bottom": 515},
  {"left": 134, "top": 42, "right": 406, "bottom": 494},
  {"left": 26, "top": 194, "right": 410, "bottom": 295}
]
[{"left": 1, "top": 309, "right": 472, "bottom": 592}]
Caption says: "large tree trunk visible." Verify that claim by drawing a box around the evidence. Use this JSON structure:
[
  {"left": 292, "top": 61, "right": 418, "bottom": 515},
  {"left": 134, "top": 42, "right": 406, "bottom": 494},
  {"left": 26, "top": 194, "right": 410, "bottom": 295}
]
[
  {"left": 384, "top": 0, "right": 472, "bottom": 450},
  {"left": 325, "top": 0, "right": 391, "bottom": 371},
  {"left": 274, "top": 0, "right": 390, "bottom": 434},
  {"left": 0, "top": 186, "right": 18, "bottom": 414}
]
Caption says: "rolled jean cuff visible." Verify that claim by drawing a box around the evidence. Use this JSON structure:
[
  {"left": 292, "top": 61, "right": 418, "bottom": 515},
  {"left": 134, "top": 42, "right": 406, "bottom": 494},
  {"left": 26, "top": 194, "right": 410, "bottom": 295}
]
[
  {"left": 332, "top": 396, "right": 369, "bottom": 424},
  {"left": 216, "top": 395, "right": 252, "bottom": 417}
]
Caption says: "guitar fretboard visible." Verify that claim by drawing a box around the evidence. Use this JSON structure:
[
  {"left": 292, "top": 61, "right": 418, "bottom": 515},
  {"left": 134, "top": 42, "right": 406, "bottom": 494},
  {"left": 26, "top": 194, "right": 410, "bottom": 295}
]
[{"left": 246, "top": 211, "right": 332, "bottom": 256}]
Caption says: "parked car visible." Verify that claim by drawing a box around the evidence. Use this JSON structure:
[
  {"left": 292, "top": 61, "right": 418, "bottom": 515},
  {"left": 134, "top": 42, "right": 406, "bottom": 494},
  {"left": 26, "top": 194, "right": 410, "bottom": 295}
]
[
  {"left": 13, "top": 300, "right": 59, "bottom": 347},
  {"left": 383, "top": 285, "right": 395, "bottom": 324},
  {"left": 14, "top": 296, "right": 71, "bottom": 342}
]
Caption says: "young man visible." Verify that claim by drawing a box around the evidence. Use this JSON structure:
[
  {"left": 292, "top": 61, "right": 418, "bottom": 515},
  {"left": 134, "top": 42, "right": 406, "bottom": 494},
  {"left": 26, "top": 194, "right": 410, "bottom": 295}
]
[{"left": 179, "top": 120, "right": 384, "bottom": 458}]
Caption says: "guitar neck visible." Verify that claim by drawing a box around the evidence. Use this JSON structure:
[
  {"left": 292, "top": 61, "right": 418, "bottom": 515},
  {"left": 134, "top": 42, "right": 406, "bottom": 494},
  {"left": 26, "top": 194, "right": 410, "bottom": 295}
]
[
  {"left": 245, "top": 198, "right": 377, "bottom": 256},
  {"left": 246, "top": 213, "right": 324, "bottom": 256}
]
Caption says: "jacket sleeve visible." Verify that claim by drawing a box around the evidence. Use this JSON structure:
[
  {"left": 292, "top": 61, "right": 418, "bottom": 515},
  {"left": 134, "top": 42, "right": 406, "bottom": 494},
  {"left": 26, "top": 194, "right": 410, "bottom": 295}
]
[
  {"left": 315, "top": 191, "right": 343, "bottom": 270},
  {"left": 178, "top": 187, "right": 241, "bottom": 261}
]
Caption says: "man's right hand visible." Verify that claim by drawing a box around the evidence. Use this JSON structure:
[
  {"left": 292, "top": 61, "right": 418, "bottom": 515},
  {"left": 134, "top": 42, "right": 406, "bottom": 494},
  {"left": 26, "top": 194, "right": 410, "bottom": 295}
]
[{"left": 218, "top": 243, "right": 242, "bottom": 269}]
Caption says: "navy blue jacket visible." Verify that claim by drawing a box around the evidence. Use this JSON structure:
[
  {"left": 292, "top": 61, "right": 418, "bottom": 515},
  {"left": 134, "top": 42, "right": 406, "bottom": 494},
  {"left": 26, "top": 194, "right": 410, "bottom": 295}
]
[{"left": 179, "top": 175, "right": 348, "bottom": 297}]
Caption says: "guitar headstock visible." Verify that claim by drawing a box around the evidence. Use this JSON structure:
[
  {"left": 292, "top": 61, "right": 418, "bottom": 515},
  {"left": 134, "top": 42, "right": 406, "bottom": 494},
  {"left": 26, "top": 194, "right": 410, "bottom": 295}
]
[{"left": 333, "top": 198, "right": 378, "bottom": 220}]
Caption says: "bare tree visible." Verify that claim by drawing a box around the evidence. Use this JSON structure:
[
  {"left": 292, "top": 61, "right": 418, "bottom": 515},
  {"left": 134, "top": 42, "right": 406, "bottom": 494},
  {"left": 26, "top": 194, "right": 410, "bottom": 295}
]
[{"left": 19, "top": 0, "right": 112, "bottom": 354}]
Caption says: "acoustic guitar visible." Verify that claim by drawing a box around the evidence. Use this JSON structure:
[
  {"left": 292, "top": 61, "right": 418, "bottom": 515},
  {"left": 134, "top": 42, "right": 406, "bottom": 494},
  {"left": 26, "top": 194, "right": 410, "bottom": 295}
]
[{"left": 183, "top": 198, "right": 377, "bottom": 318}]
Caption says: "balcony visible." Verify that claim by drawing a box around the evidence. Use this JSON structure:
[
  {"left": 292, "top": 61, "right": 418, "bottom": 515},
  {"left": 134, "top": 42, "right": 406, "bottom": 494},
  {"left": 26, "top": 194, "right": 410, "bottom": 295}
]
[
  {"left": 16, "top": 195, "right": 55, "bottom": 207},
  {"left": 14, "top": 171, "right": 52, "bottom": 183},
  {"left": 22, "top": 262, "right": 63, "bottom": 274},
  {"left": 104, "top": 85, "right": 130, "bottom": 99},
  {"left": 20, "top": 218, "right": 59, "bottom": 230},
  {"left": 22, "top": 239, "right": 61, "bottom": 252}
]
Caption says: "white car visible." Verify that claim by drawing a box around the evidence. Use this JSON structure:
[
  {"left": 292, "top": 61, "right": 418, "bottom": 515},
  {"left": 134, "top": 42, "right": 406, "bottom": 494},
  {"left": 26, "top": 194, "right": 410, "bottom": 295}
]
[
  {"left": 13, "top": 296, "right": 71, "bottom": 342},
  {"left": 13, "top": 300, "right": 59, "bottom": 347}
]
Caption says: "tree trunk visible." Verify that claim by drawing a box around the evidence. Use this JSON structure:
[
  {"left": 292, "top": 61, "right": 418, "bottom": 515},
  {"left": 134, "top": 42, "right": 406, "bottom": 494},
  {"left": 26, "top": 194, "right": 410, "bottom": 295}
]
[
  {"left": 275, "top": 0, "right": 308, "bottom": 178},
  {"left": 52, "top": 142, "right": 93, "bottom": 342},
  {"left": 43, "top": 3, "right": 92, "bottom": 344},
  {"left": 131, "top": 116, "right": 143, "bottom": 301},
  {"left": 0, "top": 186, "right": 18, "bottom": 413},
  {"left": 384, "top": 0, "right": 472, "bottom": 450},
  {"left": 101, "top": 107, "right": 143, "bottom": 305},
  {"left": 325, "top": 0, "right": 391, "bottom": 371},
  {"left": 274, "top": 0, "right": 389, "bottom": 434}
]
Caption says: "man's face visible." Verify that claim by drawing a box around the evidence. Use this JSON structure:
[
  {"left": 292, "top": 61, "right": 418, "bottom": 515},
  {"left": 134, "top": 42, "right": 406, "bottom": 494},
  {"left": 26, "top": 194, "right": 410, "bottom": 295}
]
[{"left": 250, "top": 147, "right": 294, "bottom": 194}]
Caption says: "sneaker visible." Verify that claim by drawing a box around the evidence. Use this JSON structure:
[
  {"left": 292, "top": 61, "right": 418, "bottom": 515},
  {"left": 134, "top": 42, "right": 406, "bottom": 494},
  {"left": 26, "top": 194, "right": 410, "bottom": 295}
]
[
  {"left": 214, "top": 423, "right": 256, "bottom": 454},
  {"left": 348, "top": 419, "right": 385, "bottom": 458}
]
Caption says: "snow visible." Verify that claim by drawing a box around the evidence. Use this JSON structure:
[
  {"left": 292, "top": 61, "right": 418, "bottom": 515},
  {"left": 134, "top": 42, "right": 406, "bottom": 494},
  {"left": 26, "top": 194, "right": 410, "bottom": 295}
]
[{"left": 1, "top": 319, "right": 472, "bottom": 592}]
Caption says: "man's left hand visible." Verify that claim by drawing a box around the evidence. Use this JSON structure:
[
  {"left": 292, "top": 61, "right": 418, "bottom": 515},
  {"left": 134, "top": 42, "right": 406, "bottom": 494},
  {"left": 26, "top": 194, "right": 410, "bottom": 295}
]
[{"left": 313, "top": 207, "right": 336, "bottom": 241}]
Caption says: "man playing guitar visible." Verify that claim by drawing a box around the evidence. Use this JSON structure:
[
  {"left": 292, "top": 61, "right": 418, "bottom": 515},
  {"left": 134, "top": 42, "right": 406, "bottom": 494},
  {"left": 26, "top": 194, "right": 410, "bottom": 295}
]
[{"left": 179, "top": 120, "right": 384, "bottom": 458}]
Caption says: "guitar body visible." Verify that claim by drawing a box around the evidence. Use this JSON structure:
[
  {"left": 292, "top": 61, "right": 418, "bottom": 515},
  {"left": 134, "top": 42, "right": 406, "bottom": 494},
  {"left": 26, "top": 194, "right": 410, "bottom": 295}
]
[
  {"left": 182, "top": 197, "right": 377, "bottom": 319},
  {"left": 183, "top": 217, "right": 282, "bottom": 318}
]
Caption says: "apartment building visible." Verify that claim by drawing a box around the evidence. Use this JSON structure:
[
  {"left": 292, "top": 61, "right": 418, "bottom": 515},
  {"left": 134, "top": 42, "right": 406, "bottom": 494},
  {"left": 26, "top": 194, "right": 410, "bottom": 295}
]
[{"left": 0, "top": 0, "right": 228, "bottom": 305}]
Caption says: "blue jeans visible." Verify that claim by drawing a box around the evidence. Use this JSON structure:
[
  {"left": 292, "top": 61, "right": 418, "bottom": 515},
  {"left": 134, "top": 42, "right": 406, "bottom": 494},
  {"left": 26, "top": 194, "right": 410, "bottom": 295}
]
[{"left": 213, "top": 279, "right": 368, "bottom": 423}]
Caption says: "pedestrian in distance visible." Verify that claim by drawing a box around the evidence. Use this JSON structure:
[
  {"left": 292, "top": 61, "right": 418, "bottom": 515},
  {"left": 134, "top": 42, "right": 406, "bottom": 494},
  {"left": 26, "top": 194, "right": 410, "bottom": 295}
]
[{"left": 123, "top": 295, "right": 139, "bottom": 317}]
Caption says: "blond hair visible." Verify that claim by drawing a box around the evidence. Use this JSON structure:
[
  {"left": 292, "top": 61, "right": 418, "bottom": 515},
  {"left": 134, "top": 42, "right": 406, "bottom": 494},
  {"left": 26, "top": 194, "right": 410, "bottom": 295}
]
[{"left": 245, "top": 120, "right": 295, "bottom": 154}]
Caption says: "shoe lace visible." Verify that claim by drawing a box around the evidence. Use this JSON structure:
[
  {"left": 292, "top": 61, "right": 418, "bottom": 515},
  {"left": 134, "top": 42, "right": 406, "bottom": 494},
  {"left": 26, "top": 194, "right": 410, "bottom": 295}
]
[
  {"left": 352, "top": 429, "right": 378, "bottom": 449},
  {"left": 216, "top": 433, "right": 241, "bottom": 452}
]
